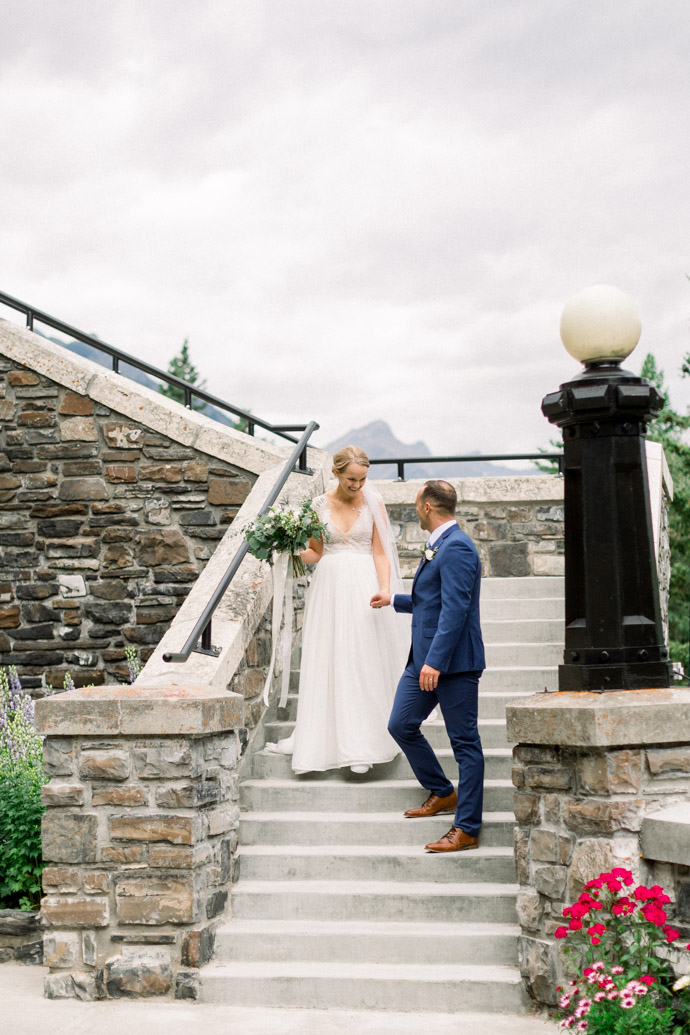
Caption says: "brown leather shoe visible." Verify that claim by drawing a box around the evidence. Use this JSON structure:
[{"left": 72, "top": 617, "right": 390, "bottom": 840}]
[
  {"left": 425, "top": 826, "right": 479, "bottom": 853},
  {"left": 404, "top": 791, "right": 457, "bottom": 818}
]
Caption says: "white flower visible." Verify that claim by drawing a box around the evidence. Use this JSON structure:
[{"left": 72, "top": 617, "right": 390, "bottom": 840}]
[{"left": 673, "top": 974, "right": 690, "bottom": 991}]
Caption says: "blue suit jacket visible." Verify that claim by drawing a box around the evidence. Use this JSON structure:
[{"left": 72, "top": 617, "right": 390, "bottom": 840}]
[{"left": 393, "top": 524, "right": 485, "bottom": 675}]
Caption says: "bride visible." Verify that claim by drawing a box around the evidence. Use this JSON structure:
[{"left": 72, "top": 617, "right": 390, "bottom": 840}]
[{"left": 268, "top": 445, "right": 409, "bottom": 774}]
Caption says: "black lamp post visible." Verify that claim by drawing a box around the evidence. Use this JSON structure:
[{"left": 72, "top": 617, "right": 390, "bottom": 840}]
[{"left": 542, "top": 285, "right": 672, "bottom": 693}]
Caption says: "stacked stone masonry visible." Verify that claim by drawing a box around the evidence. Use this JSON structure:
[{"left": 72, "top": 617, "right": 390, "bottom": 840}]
[
  {"left": 0, "top": 355, "right": 255, "bottom": 689},
  {"left": 384, "top": 495, "right": 565, "bottom": 579},
  {"left": 512, "top": 740, "right": 690, "bottom": 1005},
  {"left": 39, "top": 725, "right": 240, "bottom": 999}
]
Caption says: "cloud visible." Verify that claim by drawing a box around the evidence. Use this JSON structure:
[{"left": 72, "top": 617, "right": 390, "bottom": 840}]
[{"left": 0, "top": 0, "right": 688, "bottom": 458}]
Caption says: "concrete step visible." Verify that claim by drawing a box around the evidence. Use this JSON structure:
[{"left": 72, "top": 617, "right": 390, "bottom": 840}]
[
  {"left": 265, "top": 717, "right": 512, "bottom": 749},
  {"left": 287, "top": 665, "right": 558, "bottom": 695},
  {"left": 252, "top": 746, "right": 513, "bottom": 781},
  {"left": 214, "top": 917, "right": 520, "bottom": 966},
  {"left": 253, "top": 745, "right": 513, "bottom": 778},
  {"left": 271, "top": 685, "right": 547, "bottom": 727},
  {"left": 231, "top": 880, "right": 519, "bottom": 924},
  {"left": 485, "top": 643, "right": 562, "bottom": 667},
  {"left": 238, "top": 844, "right": 516, "bottom": 884},
  {"left": 240, "top": 778, "right": 514, "bottom": 813},
  {"left": 480, "top": 576, "right": 564, "bottom": 600},
  {"left": 239, "top": 810, "right": 516, "bottom": 847},
  {"left": 199, "top": 959, "right": 528, "bottom": 1013},
  {"left": 481, "top": 597, "right": 564, "bottom": 621},
  {"left": 482, "top": 618, "right": 564, "bottom": 643}
]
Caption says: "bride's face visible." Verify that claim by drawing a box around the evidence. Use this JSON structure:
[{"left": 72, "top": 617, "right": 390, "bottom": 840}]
[{"left": 336, "top": 462, "right": 368, "bottom": 498}]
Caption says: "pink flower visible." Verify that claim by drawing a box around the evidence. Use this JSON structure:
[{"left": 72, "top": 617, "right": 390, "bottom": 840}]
[
  {"left": 576, "top": 1023, "right": 588, "bottom": 1032},
  {"left": 593, "top": 992, "right": 606, "bottom": 1002},
  {"left": 559, "top": 994, "right": 571, "bottom": 1009},
  {"left": 591, "top": 962, "right": 605, "bottom": 972},
  {"left": 620, "top": 996, "right": 636, "bottom": 1009},
  {"left": 607, "top": 990, "right": 619, "bottom": 1000},
  {"left": 611, "top": 966, "right": 624, "bottom": 975}
]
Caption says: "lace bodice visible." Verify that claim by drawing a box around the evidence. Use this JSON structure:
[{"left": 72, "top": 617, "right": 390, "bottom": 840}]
[{"left": 313, "top": 494, "right": 374, "bottom": 555}]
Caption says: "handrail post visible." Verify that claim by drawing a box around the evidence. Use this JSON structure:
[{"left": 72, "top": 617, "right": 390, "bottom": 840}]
[
  {"left": 247, "top": 421, "right": 255, "bottom": 436},
  {"left": 298, "top": 446, "right": 308, "bottom": 473},
  {"left": 112, "top": 356, "right": 120, "bottom": 374},
  {"left": 397, "top": 460, "right": 405, "bottom": 481},
  {"left": 184, "top": 385, "right": 192, "bottom": 409},
  {"left": 26, "top": 310, "right": 33, "bottom": 331},
  {"left": 201, "top": 621, "right": 212, "bottom": 651}
]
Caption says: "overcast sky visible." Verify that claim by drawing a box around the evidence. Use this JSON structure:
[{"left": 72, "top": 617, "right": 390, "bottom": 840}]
[{"left": 1, "top": 1, "right": 688, "bottom": 456}]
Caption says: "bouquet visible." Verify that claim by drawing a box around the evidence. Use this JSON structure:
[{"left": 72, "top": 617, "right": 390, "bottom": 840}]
[{"left": 245, "top": 496, "right": 328, "bottom": 577}]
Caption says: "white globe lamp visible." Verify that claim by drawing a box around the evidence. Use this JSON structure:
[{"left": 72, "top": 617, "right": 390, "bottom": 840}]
[{"left": 559, "top": 284, "right": 641, "bottom": 366}]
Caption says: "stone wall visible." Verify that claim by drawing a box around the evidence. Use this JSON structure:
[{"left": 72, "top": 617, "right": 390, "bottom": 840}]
[
  {"left": 0, "top": 320, "right": 293, "bottom": 691},
  {"left": 0, "top": 909, "right": 43, "bottom": 964},
  {"left": 507, "top": 689, "right": 690, "bottom": 1007},
  {"left": 375, "top": 476, "right": 565, "bottom": 579},
  {"left": 35, "top": 685, "right": 242, "bottom": 1000}
]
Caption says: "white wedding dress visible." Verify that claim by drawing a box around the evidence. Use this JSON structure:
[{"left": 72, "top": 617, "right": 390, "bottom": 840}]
[{"left": 274, "top": 491, "right": 409, "bottom": 774}]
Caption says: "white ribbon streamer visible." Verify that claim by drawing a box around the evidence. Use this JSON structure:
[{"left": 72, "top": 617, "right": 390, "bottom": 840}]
[{"left": 262, "top": 551, "right": 295, "bottom": 709}]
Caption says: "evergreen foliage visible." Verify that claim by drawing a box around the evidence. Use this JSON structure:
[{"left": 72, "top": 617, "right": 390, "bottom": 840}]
[
  {"left": 160, "top": 338, "right": 208, "bottom": 412},
  {"left": 640, "top": 353, "right": 690, "bottom": 671}
]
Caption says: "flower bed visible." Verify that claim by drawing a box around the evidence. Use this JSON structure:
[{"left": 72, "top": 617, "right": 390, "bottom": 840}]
[{"left": 554, "top": 868, "right": 690, "bottom": 1032}]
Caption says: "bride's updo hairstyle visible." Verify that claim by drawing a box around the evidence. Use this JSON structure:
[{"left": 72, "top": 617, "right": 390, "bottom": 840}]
[{"left": 332, "top": 445, "right": 370, "bottom": 475}]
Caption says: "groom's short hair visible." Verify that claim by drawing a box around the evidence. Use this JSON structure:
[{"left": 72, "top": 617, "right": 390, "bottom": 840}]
[{"left": 421, "top": 480, "right": 457, "bottom": 516}]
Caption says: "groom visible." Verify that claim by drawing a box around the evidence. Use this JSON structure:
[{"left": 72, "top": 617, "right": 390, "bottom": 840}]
[{"left": 370, "top": 480, "right": 485, "bottom": 852}]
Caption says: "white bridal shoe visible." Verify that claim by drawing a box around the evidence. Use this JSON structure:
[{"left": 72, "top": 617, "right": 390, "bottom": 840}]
[{"left": 350, "top": 764, "right": 371, "bottom": 774}]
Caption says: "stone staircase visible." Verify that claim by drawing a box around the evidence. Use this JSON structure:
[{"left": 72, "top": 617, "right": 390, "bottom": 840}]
[{"left": 200, "top": 576, "right": 564, "bottom": 1013}]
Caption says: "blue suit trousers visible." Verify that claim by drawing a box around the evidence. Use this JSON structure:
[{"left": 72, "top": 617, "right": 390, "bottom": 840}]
[{"left": 388, "top": 665, "right": 484, "bottom": 836}]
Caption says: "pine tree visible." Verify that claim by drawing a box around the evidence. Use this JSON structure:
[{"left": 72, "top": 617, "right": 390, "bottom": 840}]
[
  {"left": 641, "top": 352, "right": 690, "bottom": 672},
  {"left": 160, "top": 339, "right": 207, "bottom": 412}
]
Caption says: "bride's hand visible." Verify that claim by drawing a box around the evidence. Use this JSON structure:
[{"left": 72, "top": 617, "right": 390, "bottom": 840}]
[{"left": 370, "top": 591, "right": 391, "bottom": 609}]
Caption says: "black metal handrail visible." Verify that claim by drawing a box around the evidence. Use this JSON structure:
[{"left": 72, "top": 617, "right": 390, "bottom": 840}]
[
  {"left": 162, "top": 421, "right": 319, "bottom": 664},
  {"left": 369, "top": 452, "right": 564, "bottom": 480},
  {"left": 0, "top": 289, "right": 309, "bottom": 451}
]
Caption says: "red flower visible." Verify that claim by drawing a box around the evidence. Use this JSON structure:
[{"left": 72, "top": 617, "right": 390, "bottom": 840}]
[
  {"left": 634, "top": 886, "right": 650, "bottom": 901},
  {"left": 642, "top": 905, "right": 667, "bottom": 926},
  {"left": 605, "top": 878, "right": 623, "bottom": 892},
  {"left": 591, "top": 936, "right": 602, "bottom": 945},
  {"left": 639, "top": 976, "right": 656, "bottom": 986},
  {"left": 569, "top": 919, "right": 584, "bottom": 931},
  {"left": 664, "top": 927, "right": 680, "bottom": 943},
  {"left": 554, "top": 927, "right": 568, "bottom": 940}
]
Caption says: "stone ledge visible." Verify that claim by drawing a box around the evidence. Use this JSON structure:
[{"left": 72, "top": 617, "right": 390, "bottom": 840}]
[
  {"left": 640, "top": 802, "right": 690, "bottom": 865},
  {"left": 0, "top": 318, "right": 292, "bottom": 476},
  {"left": 35, "top": 683, "right": 243, "bottom": 737},
  {"left": 373, "top": 475, "right": 564, "bottom": 505},
  {"left": 506, "top": 688, "right": 690, "bottom": 748}
]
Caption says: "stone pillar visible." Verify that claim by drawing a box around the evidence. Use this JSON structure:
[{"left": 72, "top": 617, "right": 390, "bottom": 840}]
[
  {"left": 35, "top": 683, "right": 242, "bottom": 1000},
  {"left": 506, "top": 688, "right": 690, "bottom": 1006}
]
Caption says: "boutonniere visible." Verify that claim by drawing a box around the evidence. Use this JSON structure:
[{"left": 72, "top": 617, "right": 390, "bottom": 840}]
[{"left": 421, "top": 545, "right": 439, "bottom": 562}]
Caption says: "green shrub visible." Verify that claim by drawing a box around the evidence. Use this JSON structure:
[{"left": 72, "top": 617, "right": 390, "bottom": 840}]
[{"left": 0, "top": 667, "right": 46, "bottom": 910}]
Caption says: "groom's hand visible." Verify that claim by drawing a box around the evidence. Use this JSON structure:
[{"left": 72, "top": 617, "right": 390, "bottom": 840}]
[
  {"left": 370, "top": 591, "right": 391, "bottom": 609},
  {"left": 419, "top": 664, "right": 440, "bottom": 691}
]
